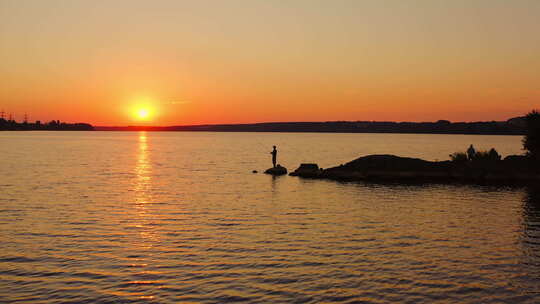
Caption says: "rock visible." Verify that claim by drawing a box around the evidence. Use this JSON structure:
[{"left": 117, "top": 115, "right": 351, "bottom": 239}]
[
  {"left": 503, "top": 155, "right": 530, "bottom": 165},
  {"left": 264, "top": 165, "right": 288, "bottom": 176},
  {"left": 252, "top": 170, "right": 258, "bottom": 173},
  {"left": 289, "top": 163, "right": 321, "bottom": 177}
]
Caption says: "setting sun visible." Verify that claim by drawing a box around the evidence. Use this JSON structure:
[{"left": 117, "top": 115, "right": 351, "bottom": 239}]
[
  {"left": 137, "top": 108, "right": 150, "bottom": 119},
  {"left": 132, "top": 107, "right": 154, "bottom": 121},
  {"left": 129, "top": 96, "right": 158, "bottom": 122}
]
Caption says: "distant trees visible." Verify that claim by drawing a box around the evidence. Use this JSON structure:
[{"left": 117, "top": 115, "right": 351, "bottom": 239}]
[
  {"left": 523, "top": 110, "right": 540, "bottom": 160},
  {"left": 48, "top": 120, "right": 61, "bottom": 127},
  {"left": 0, "top": 118, "right": 93, "bottom": 131}
]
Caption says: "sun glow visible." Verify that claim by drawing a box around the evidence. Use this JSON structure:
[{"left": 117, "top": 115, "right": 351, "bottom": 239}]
[
  {"left": 129, "top": 96, "right": 158, "bottom": 122},
  {"left": 137, "top": 108, "right": 150, "bottom": 119}
]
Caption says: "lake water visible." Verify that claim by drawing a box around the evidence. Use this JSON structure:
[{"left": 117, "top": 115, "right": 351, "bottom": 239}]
[{"left": 1, "top": 131, "right": 539, "bottom": 303}]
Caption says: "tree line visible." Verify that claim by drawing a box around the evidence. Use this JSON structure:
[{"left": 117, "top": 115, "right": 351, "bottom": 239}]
[{"left": 0, "top": 118, "right": 94, "bottom": 131}]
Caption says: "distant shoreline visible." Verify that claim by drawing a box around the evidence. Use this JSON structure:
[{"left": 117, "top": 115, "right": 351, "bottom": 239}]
[
  {"left": 2, "top": 117, "right": 527, "bottom": 135},
  {"left": 93, "top": 129, "right": 524, "bottom": 136},
  {"left": 95, "top": 119, "right": 526, "bottom": 135}
]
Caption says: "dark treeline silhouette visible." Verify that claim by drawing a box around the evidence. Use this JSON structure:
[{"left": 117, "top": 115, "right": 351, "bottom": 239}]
[
  {"left": 523, "top": 110, "right": 540, "bottom": 160},
  {"left": 0, "top": 115, "right": 528, "bottom": 134},
  {"left": 0, "top": 118, "right": 94, "bottom": 131},
  {"left": 96, "top": 116, "right": 526, "bottom": 135}
]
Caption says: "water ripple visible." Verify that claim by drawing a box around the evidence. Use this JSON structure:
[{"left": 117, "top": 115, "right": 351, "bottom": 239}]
[{"left": 0, "top": 132, "right": 538, "bottom": 303}]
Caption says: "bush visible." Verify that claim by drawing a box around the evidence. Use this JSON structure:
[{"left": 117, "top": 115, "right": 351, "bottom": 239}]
[
  {"left": 450, "top": 147, "right": 501, "bottom": 163},
  {"left": 450, "top": 152, "right": 468, "bottom": 162},
  {"left": 474, "top": 151, "right": 491, "bottom": 160},
  {"left": 473, "top": 149, "right": 501, "bottom": 162}
]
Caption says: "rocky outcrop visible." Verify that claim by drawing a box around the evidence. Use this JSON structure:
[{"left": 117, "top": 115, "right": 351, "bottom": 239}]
[
  {"left": 264, "top": 165, "right": 288, "bottom": 176},
  {"left": 291, "top": 154, "right": 540, "bottom": 183},
  {"left": 289, "top": 163, "right": 322, "bottom": 178}
]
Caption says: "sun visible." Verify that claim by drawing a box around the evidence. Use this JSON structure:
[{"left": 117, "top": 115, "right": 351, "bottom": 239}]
[
  {"left": 133, "top": 107, "right": 153, "bottom": 121},
  {"left": 129, "top": 96, "right": 157, "bottom": 121},
  {"left": 137, "top": 108, "right": 150, "bottom": 119}
]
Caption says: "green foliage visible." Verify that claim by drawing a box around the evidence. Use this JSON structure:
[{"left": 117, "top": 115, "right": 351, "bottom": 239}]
[
  {"left": 449, "top": 152, "right": 468, "bottom": 162},
  {"left": 523, "top": 110, "right": 540, "bottom": 159}
]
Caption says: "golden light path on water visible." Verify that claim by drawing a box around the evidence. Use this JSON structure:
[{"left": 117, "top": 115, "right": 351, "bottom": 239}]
[
  {"left": 135, "top": 132, "right": 151, "bottom": 204},
  {"left": 125, "top": 131, "right": 160, "bottom": 300}
]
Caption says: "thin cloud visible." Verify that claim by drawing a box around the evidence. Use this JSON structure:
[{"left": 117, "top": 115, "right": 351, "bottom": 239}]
[{"left": 167, "top": 100, "right": 191, "bottom": 105}]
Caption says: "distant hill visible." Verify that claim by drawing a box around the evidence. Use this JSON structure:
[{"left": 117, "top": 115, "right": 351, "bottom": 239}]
[
  {"left": 96, "top": 117, "right": 526, "bottom": 135},
  {"left": 507, "top": 116, "right": 526, "bottom": 128}
]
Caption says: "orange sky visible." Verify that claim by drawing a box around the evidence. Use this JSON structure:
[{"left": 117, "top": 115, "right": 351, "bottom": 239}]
[{"left": 1, "top": 0, "right": 539, "bottom": 125}]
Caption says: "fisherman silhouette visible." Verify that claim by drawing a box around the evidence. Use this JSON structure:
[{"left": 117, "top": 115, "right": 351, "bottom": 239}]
[
  {"left": 271, "top": 146, "right": 277, "bottom": 168},
  {"left": 467, "top": 144, "right": 476, "bottom": 161}
]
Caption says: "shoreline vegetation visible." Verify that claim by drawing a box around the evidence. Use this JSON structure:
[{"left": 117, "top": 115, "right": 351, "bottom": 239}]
[
  {"left": 0, "top": 118, "right": 93, "bottom": 131},
  {"left": 289, "top": 110, "right": 540, "bottom": 183}
]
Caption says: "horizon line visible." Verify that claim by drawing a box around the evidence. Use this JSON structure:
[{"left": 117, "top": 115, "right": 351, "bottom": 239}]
[{"left": 95, "top": 117, "right": 522, "bottom": 128}]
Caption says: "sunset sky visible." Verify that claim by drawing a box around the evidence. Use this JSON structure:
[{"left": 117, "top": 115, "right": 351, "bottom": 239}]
[{"left": 1, "top": 0, "right": 539, "bottom": 125}]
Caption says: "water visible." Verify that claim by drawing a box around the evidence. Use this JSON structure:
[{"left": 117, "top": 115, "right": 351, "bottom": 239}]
[{"left": 0, "top": 131, "right": 539, "bottom": 303}]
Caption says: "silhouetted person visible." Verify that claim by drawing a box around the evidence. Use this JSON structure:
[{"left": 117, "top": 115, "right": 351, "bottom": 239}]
[
  {"left": 467, "top": 144, "right": 476, "bottom": 161},
  {"left": 271, "top": 146, "right": 277, "bottom": 167}
]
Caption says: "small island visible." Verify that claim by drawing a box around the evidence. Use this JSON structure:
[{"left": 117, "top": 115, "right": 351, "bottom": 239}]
[{"left": 290, "top": 110, "right": 540, "bottom": 184}]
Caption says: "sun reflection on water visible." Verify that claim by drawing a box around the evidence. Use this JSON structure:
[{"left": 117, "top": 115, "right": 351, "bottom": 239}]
[
  {"left": 127, "top": 132, "right": 163, "bottom": 300},
  {"left": 132, "top": 132, "right": 161, "bottom": 243},
  {"left": 135, "top": 132, "right": 152, "bottom": 204}
]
